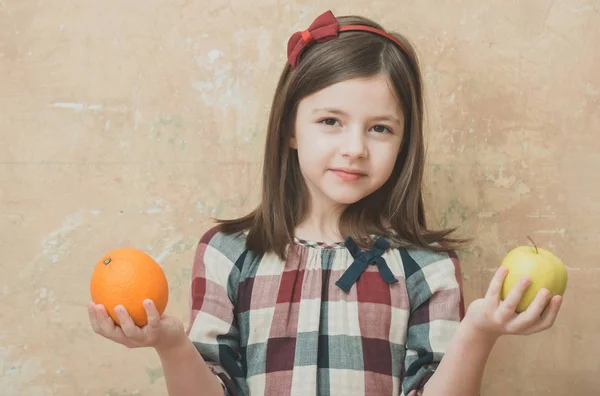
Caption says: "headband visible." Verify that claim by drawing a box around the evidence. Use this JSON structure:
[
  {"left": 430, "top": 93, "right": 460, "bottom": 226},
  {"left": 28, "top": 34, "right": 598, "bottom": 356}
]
[{"left": 287, "top": 10, "right": 408, "bottom": 68}]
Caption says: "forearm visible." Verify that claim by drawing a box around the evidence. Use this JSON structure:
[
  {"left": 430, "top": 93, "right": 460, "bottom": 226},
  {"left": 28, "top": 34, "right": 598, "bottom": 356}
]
[
  {"left": 422, "top": 322, "right": 498, "bottom": 396},
  {"left": 156, "top": 338, "right": 225, "bottom": 396}
]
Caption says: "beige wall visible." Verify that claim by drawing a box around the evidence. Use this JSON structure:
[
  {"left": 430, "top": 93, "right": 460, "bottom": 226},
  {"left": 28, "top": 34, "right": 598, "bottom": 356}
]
[{"left": 2, "top": 0, "right": 599, "bottom": 395}]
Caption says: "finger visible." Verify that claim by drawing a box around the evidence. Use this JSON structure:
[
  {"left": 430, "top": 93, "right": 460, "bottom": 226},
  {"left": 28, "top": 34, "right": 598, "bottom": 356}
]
[
  {"left": 537, "top": 295, "right": 563, "bottom": 331},
  {"left": 115, "top": 305, "right": 143, "bottom": 340},
  {"left": 143, "top": 299, "right": 161, "bottom": 332},
  {"left": 511, "top": 288, "right": 552, "bottom": 330},
  {"left": 95, "top": 304, "right": 119, "bottom": 335},
  {"left": 499, "top": 275, "right": 531, "bottom": 314},
  {"left": 88, "top": 302, "right": 101, "bottom": 333},
  {"left": 91, "top": 304, "right": 132, "bottom": 345},
  {"left": 485, "top": 266, "right": 509, "bottom": 303}
]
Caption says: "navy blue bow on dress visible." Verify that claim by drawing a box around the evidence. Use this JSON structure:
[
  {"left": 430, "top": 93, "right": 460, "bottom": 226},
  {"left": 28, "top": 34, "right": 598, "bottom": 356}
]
[{"left": 335, "top": 236, "right": 398, "bottom": 292}]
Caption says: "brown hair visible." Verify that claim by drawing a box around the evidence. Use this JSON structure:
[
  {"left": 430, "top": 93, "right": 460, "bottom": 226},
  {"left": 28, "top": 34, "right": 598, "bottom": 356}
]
[{"left": 216, "top": 15, "right": 469, "bottom": 259}]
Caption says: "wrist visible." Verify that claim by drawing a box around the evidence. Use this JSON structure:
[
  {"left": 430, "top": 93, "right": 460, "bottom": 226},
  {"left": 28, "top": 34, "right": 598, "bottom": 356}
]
[
  {"left": 155, "top": 335, "right": 192, "bottom": 360},
  {"left": 458, "top": 318, "right": 501, "bottom": 347}
]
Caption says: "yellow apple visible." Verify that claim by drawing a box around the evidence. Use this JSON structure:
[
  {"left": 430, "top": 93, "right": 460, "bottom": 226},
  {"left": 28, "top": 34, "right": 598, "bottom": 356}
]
[{"left": 500, "top": 237, "right": 567, "bottom": 313}]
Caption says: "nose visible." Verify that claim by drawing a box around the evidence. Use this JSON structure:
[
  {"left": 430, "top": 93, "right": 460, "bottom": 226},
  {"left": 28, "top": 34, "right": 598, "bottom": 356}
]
[{"left": 339, "top": 128, "right": 367, "bottom": 158}]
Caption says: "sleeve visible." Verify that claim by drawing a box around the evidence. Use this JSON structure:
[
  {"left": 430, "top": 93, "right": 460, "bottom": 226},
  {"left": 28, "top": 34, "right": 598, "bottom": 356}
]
[
  {"left": 186, "top": 226, "right": 248, "bottom": 396},
  {"left": 400, "top": 249, "right": 465, "bottom": 396}
]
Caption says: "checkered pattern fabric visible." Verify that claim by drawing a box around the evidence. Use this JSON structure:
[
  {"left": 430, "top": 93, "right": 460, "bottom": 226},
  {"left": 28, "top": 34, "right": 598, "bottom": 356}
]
[
  {"left": 294, "top": 237, "right": 345, "bottom": 249},
  {"left": 187, "top": 226, "right": 465, "bottom": 396}
]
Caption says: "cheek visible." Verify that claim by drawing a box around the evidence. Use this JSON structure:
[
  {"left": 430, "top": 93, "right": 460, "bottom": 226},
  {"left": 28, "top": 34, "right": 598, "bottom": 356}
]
[
  {"left": 296, "top": 134, "right": 331, "bottom": 165},
  {"left": 298, "top": 146, "right": 328, "bottom": 174},
  {"left": 373, "top": 146, "right": 401, "bottom": 180}
]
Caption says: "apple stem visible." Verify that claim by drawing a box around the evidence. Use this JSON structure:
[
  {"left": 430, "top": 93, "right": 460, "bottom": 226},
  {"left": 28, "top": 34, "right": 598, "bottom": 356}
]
[{"left": 527, "top": 236, "right": 539, "bottom": 254}]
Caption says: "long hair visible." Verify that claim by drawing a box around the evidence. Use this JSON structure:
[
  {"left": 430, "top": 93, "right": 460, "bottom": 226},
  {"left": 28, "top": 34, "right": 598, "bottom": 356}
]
[{"left": 216, "top": 15, "right": 469, "bottom": 259}]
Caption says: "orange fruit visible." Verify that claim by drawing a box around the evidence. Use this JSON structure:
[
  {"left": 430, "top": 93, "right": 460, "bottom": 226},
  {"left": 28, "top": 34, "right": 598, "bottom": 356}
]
[{"left": 90, "top": 248, "right": 169, "bottom": 327}]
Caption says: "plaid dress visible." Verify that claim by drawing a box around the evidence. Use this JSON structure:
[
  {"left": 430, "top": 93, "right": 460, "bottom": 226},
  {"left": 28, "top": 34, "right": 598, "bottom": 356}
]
[{"left": 187, "top": 226, "right": 465, "bottom": 396}]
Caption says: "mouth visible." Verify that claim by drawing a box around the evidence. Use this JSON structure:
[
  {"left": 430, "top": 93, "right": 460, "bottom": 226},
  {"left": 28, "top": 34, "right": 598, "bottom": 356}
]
[{"left": 330, "top": 168, "right": 367, "bottom": 182}]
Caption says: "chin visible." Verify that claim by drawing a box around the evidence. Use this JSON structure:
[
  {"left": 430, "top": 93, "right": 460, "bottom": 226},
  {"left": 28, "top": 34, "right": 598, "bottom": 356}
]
[{"left": 324, "top": 190, "right": 370, "bottom": 206}]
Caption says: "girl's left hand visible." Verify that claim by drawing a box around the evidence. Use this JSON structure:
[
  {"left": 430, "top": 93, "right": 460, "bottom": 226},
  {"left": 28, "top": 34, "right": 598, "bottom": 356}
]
[{"left": 464, "top": 266, "right": 563, "bottom": 338}]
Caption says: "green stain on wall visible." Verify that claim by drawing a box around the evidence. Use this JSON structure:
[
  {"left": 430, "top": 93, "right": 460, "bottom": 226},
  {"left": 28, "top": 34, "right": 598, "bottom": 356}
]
[{"left": 146, "top": 366, "right": 164, "bottom": 384}]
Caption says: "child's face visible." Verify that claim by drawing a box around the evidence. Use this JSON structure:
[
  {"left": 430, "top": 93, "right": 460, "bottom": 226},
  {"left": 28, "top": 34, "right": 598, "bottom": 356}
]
[{"left": 291, "top": 73, "right": 404, "bottom": 210}]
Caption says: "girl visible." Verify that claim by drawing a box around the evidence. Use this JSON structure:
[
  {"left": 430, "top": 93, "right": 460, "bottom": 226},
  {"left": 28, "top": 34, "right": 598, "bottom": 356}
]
[{"left": 88, "top": 10, "right": 563, "bottom": 396}]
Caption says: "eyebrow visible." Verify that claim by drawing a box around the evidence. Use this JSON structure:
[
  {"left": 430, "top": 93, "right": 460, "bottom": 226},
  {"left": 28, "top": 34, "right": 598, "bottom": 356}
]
[{"left": 312, "top": 107, "right": 403, "bottom": 125}]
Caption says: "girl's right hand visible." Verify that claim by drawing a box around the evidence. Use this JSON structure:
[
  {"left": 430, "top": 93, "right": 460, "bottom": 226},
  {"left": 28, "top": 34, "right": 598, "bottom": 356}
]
[{"left": 88, "top": 299, "right": 187, "bottom": 353}]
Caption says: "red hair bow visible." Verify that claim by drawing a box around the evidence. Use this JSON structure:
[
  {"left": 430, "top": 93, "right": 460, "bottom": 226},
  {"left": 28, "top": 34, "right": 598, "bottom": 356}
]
[
  {"left": 287, "top": 10, "right": 340, "bottom": 68},
  {"left": 286, "top": 10, "right": 408, "bottom": 68}
]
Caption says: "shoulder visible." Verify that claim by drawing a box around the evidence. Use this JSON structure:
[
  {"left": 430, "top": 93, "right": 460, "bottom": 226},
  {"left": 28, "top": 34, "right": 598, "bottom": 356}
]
[
  {"left": 197, "top": 224, "right": 249, "bottom": 264},
  {"left": 190, "top": 225, "right": 252, "bottom": 297},
  {"left": 392, "top": 243, "right": 462, "bottom": 289},
  {"left": 400, "top": 245, "right": 460, "bottom": 276},
  {"left": 393, "top": 244, "right": 464, "bottom": 314},
  {"left": 192, "top": 224, "right": 251, "bottom": 281},
  {"left": 375, "top": 234, "right": 461, "bottom": 280}
]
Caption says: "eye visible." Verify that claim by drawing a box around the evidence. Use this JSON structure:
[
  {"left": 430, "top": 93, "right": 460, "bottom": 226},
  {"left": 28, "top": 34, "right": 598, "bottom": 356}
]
[
  {"left": 371, "top": 124, "right": 391, "bottom": 134},
  {"left": 320, "top": 118, "right": 340, "bottom": 127}
]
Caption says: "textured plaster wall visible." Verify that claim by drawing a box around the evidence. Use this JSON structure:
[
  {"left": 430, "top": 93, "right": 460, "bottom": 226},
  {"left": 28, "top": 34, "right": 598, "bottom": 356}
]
[{"left": 1, "top": 0, "right": 599, "bottom": 395}]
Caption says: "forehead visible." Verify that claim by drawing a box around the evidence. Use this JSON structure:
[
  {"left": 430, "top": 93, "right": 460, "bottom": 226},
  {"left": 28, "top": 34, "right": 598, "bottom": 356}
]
[{"left": 298, "top": 74, "right": 404, "bottom": 118}]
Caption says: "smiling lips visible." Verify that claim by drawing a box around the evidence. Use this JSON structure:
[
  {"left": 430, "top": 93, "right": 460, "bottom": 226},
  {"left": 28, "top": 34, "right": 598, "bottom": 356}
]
[{"left": 330, "top": 168, "right": 366, "bottom": 182}]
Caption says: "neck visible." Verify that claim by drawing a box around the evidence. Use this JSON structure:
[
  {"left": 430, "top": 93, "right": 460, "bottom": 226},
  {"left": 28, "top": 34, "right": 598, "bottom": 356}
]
[{"left": 295, "top": 198, "right": 346, "bottom": 243}]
